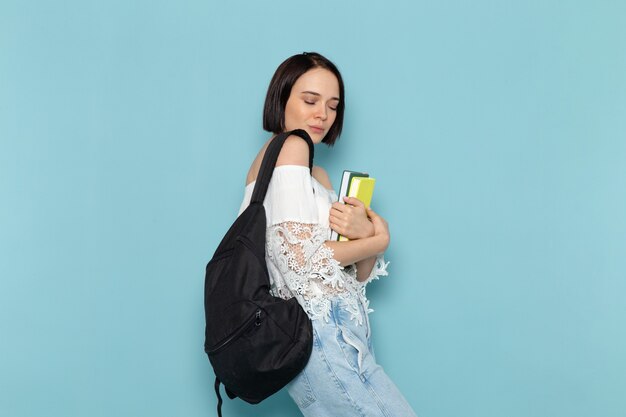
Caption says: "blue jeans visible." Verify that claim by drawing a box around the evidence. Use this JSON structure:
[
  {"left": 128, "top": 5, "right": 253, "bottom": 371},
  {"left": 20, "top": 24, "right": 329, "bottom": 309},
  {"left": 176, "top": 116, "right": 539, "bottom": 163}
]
[{"left": 287, "top": 297, "right": 418, "bottom": 417}]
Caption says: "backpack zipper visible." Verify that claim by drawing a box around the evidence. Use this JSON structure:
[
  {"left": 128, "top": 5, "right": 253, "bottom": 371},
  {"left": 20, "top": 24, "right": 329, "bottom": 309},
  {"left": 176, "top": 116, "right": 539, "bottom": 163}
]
[{"left": 206, "top": 309, "right": 262, "bottom": 355}]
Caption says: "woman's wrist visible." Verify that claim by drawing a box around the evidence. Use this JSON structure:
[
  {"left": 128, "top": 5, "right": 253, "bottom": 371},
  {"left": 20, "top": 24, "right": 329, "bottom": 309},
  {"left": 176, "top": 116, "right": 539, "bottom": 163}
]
[
  {"left": 370, "top": 232, "right": 390, "bottom": 254},
  {"left": 325, "top": 232, "right": 387, "bottom": 266}
]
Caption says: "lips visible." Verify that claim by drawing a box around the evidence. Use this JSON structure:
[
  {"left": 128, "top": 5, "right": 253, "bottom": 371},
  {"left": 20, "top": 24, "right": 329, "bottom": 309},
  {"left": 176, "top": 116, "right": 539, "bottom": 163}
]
[{"left": 309, "top": 126, "right": 324, "bottom": 133}]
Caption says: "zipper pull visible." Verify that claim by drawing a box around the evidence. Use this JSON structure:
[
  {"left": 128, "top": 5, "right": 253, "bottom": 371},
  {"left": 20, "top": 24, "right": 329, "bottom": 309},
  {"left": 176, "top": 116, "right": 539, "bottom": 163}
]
[{"left": 255, "top": 309, "right": 262, "bottom": 326}]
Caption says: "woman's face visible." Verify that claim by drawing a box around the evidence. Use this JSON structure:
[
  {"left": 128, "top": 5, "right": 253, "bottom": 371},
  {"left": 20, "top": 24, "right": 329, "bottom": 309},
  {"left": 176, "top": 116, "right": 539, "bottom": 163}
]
[{"left": 283, "top": 67, "right": 340, "bottom": 144}]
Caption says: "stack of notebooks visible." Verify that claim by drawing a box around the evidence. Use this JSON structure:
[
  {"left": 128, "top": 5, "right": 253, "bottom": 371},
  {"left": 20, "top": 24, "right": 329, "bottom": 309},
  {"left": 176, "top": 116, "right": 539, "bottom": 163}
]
[{"left": 330, "top": 170, "right": 376, "bottom": 241}]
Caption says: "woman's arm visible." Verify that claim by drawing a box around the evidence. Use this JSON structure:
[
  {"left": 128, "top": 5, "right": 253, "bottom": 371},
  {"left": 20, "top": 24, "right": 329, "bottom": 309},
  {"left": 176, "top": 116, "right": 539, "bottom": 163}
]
[
  {"left": 328, "top": 196, "right": 389, "bottom": 281},
  {"left": 355, "top": 256, "right": 378, "bottom": 282},
  {"left": 324, "top": 234, "right": 387, "bottom": 266},
  {"left": 325, "top": 206, "right": 390, "bottom": 278},
  {"left": 272, "top": 138, "right": 389, "bottom": 281}
]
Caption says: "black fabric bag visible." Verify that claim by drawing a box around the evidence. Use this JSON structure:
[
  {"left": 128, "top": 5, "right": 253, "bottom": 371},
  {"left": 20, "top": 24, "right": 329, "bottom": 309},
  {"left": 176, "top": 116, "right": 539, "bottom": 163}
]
[{"left": 204, "top": 129, "right": 314, "bottom": 417}]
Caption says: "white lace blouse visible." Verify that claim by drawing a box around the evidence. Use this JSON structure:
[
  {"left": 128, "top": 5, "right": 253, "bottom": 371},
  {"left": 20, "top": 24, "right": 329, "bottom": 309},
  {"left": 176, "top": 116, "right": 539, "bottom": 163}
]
[{"left": 238, "top": 165, "right": 389, "bottom": 326}]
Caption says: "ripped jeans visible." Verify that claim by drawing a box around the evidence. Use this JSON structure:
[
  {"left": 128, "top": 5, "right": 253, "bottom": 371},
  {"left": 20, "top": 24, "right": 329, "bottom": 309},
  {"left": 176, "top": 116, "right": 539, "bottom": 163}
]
[{"left": 286, "top": 297, "right": 418, "bottom": 417}]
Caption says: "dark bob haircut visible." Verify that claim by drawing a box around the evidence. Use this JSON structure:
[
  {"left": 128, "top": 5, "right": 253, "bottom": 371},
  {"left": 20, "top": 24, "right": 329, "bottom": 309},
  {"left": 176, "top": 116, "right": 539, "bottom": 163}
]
[{"left": 263, "top": 52, "right": 345, "bottom": 146}]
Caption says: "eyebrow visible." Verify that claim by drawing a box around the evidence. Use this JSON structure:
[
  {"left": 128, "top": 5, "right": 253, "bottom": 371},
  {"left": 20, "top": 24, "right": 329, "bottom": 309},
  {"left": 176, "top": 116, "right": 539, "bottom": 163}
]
[{"left": 300, "top": 91, "right": 340, "bottom": 101}]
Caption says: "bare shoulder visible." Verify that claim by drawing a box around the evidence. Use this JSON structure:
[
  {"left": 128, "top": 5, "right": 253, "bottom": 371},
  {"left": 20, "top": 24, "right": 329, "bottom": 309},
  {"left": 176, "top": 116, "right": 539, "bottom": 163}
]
[
  {"left": 275, "top": 134, "right": 311, "bottom": 167},
  {"left": 246, "top": 135, "right": 312, "bottom": 185},
  {"left": 312, "top": 165, "right": 333, "bottom": 190}
]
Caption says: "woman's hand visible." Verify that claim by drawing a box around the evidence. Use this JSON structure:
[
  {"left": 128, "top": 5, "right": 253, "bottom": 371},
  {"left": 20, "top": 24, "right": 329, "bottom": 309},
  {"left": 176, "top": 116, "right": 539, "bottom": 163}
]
[
  {"left": 367, "top": 207, "right": 390, "bottom": 253},
  {"left": 324, "top": 205, "right": 391, "bottom": 266},
  {"left": 329, "top": 196, "right": 375, "bottom": 240}
]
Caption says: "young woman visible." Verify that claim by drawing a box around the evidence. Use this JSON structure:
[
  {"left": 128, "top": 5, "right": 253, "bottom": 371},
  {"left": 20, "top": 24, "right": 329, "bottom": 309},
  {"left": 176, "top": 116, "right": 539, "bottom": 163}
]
[{"left": 237, "top": 52, "right": 417, "bottom": 417}]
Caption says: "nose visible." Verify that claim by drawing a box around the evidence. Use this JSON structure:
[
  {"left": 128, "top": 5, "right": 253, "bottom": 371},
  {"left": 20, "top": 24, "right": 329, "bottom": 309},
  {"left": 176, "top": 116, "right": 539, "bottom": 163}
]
[{"left": 315, "top": 103, "right": 328, "bottom": 120}]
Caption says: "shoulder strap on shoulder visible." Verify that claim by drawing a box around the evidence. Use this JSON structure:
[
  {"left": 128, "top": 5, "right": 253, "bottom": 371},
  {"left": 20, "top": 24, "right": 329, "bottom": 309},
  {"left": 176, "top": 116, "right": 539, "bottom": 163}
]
[{"left": 250, "top": 129, "right": 314, "bottom": 204}]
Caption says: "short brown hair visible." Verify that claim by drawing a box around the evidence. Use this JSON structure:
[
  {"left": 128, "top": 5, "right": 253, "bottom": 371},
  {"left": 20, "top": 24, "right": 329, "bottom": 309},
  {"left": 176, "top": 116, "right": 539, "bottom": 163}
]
[{"left": 263, "top": 52, "right": 345, "bottom": 146}]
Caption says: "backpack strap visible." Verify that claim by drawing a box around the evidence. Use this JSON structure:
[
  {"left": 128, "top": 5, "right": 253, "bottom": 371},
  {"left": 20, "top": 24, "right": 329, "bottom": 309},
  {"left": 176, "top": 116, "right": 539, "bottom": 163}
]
[
  {"left": 250, "top": 129, "right": 314, "bottom": 204},
  {"left": 214, "top": 377, "right": 224, "bottom": 417}
]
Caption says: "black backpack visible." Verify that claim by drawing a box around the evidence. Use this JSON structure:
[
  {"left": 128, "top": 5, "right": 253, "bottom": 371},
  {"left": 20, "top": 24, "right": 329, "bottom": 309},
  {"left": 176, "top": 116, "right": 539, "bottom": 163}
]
[{"left": 204, "top": 129, "right": 314, "bottom": 417}]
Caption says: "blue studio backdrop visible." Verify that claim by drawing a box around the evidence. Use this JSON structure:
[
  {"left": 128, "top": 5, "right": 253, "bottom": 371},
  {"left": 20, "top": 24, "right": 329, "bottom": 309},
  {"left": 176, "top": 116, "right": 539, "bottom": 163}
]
[{"left": 1, "top": 1, "right": 625, "bottom": 416}]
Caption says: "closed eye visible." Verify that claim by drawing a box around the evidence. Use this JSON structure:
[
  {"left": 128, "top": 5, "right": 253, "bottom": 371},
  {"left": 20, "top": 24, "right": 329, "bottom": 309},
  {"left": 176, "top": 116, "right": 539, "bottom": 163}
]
[{"left": 304, "top": 98, "right": 337, "bottom": 110}]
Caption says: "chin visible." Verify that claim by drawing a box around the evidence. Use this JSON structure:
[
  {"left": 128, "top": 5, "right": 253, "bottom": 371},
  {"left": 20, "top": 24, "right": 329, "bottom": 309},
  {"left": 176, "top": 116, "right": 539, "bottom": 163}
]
[
  {"left": 309, "top": 130, "right": 325, "bottom": 140},
  {"left": 287, "top": 127, "right": 324, "bottom": 143}
]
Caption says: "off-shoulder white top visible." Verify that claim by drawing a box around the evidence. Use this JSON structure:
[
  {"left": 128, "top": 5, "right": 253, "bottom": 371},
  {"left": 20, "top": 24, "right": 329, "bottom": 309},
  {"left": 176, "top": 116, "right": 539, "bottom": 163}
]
[{"left": 238, "top": 165, "right": 389, "bottom": 325}]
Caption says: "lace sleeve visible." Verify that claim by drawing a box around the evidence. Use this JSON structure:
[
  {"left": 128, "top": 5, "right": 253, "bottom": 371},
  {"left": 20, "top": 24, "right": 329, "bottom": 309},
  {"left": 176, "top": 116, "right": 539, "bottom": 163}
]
[
  {"left": 357, "top": 254, "right": 390, "bottom": 286},
  {"left": 266, "top": 221, "right": 353, "bottom": 321},
  {"left": 261, "top": 166, "right": 382, "bottom": 325}
]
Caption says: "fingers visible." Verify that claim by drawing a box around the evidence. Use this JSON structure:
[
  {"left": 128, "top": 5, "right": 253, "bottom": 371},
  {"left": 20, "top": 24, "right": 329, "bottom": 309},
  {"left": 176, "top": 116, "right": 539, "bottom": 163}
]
[
  {"left": 332, "top": 201, "right": 362, "bottom": 216},
  {"left": 334, "top": 198, "right": 368, "bottom": 216},
  {"left": 368, "top": 207, "right": 387, "bottom": 224},
  {"left": 367, "top": 207, "right": 388, "bottom": 226},
  {"left": 329, "top": 214, "right": 345, "bottom": 227},
  {"left": 331, "top": 202, "right": 347, "bottom": 213},
  {"left": 343, "top": 196, "right": 365, "bottom": 208},
  {"left": 329, "top": 218, "right": 346, "bottom": 235},
  {"left": 366, "top": 207, "right": 378, "bottom": 218}
]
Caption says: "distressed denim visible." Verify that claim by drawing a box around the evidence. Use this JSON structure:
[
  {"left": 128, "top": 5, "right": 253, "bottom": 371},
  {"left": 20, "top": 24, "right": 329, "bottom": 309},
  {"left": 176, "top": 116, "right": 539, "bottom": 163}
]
[{"left": 287, "top": 297, "right": 418, "bottom": 417}]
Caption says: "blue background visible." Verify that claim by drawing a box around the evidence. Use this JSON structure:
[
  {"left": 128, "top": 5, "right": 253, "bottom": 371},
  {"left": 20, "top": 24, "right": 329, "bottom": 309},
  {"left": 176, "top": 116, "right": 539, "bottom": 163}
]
[{"left": 1, "top": 1, "right": 625, "bottom": 416}]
